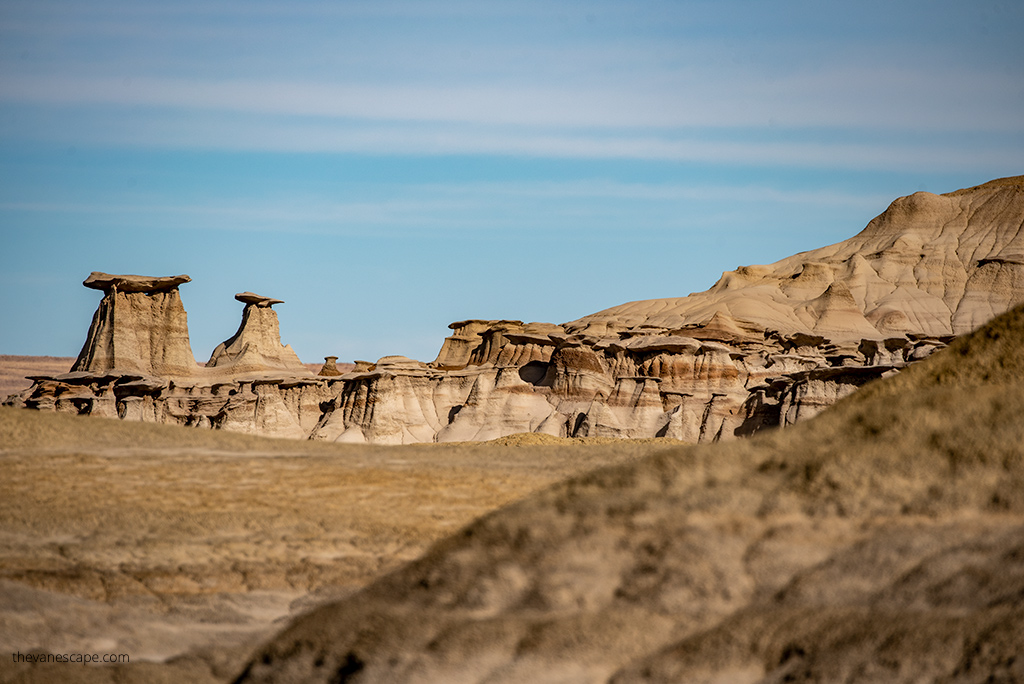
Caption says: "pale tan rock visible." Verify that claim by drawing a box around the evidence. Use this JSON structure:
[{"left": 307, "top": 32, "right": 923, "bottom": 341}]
[
  {"left": 234, "top": 291, "right": 284, "bottom": 307},
  {"left": 73, "top": 273, "right": 197, "bottom": 377},
  {"left": 437, "top": 368, "right": 558, "bottom": 442},
  {"left": 317, "top": 356, "right": 343, "bottom": 376},
  {"left": 206, "top": 294, "right": 309, "bottom": 376},
  {"left": 432, "top": 320, "right": 504, "bottom": 369},
  {"left": 566, "top": 177, "right": 1024, "bottom": 342},
  {"left": 82, "top": 271, "right": 191, "bottom": 293}
]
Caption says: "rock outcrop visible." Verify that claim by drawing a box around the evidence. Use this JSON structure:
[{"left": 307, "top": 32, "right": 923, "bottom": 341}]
[
  {"left": 317, "top": 356, "right": 343, "bottom": 376},
  {"left": 7, "top": 278, "right": 330, "bottom": 438},
  {"left": 6, "top": 177, "right": 1024, "bottom": 443},
  {"left": 567, "top": 176, "right": 1024, "bottom": 339},
  {"left": 207, "top": 292, "right": 309, "bottom": 376},
  {"left": 72, "top": 272, "right": 197, "bottom": 376}
]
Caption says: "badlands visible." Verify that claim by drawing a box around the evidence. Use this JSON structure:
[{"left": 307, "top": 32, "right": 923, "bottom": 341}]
[
  {"left": 1, "top": 176, "right": 1023, "bottom": 683},
  {"left": 236, "top": 295, "right": 1024, "bottom": 684},
  {"left": 7, "top": 176, "right": 1024, "bottom": 445}
]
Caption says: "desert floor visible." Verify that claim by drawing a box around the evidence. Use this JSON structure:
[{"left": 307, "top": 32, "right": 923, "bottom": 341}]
[
  {"left": 0, "top": 404, "right": 676, "bottom": 683},
  {"left": 0, "top": 356, "right": 76, "bottom": 401}
]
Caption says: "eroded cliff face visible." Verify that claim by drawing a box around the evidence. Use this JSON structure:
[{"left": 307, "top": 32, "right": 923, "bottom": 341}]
[
  {"left": 566, "top": 176, "right": 1024, "bottom": 339},
  {"left": 7, "top": 177, "right": 1024, "bottom": 443}
]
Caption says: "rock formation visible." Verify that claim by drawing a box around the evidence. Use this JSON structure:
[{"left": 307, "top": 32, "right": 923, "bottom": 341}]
[
  {"left": 567, "top": 176, "right": 1024, "bottom": 339},
  {"left": 234, "top": 302, "right": 1024, "bottom": 684},
  {"left": 318, "top": 356, "right": 343, "bottom": 376},
  {"left": 207, "top": 292, "right": 309, "bottom": 376},
  {"left": 72, "top": 272, "right": 197, "bottom": 376},
  {"left": 7, "top": 278, "right": 329, "bottom": 438},
  {"left": 6, "top": 176, "right": 1024, "bottom": 443}
]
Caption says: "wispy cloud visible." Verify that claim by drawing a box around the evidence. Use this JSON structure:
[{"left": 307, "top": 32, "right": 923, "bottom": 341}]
[
  {"left": 5, "top": 105, "right": 1016, "bottom": 174},
  {"left": 2, "top": 0, "right": 1021, "bottom": 172},
  {"left": 2, "top": 65, "right": 1020, "bottom": 132},
  {"left": 0, "top": 180, "right": 893, "bottom": 238}
]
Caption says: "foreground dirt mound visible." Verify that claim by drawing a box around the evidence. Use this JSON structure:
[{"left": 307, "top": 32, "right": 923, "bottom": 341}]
[{"left": 236, "top": 304, "right": 1024, "bottom": 683}]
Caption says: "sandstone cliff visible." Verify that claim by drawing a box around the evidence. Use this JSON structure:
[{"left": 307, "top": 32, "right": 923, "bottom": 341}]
[{"left": 6, "top": 177, "right": 1024, "bottom": 443}]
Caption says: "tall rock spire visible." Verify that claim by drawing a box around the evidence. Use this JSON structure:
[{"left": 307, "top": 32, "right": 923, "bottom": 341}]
[
  {"left": 72, "top": 272, "right": 197, "bottom": 376},
  {"left": 206, "top": 292, "right": 310, "bottom": 375}
]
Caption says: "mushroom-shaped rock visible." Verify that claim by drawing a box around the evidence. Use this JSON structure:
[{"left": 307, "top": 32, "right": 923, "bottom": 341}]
[
  {"left": 318, "top": 356, "right": 343, "bottom": 377},
  {"left": 235, "top": 291, "right": 284, "bottom": 307},
  {"left": 83, "top": 272, "right": 191, "bottom": 293},
  {"left": 207, "top": 293, "right": 309, "bottom": 375},
  {"left": 72, "top": 272, "right": 197, "bottom": 376}
]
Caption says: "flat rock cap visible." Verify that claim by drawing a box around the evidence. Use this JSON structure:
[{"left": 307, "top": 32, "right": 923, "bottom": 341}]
[
  {"left": 83, "top": 272, "right": 191, "bottom": 293},
  {"left": 235, "top": 292, "right": 284, "bottom": 307}
]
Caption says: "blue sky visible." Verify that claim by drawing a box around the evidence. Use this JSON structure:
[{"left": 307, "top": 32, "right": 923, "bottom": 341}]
[{"left": 1, "top": 0, "right": 1022, "bottom": 364}]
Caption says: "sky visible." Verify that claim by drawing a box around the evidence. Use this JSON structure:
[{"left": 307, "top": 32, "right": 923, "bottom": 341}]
[{"left": 1, "top": 0, "right": 1022, "bottom": 365}]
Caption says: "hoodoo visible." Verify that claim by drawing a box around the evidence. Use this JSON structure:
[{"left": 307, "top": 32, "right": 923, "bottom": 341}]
[
  {"left": 72, "top": 272, "right": 197, "bottom": 377},
  {"left": 207, "top": 292, "right": 310, "bottom": 376},
  {"left": 6, "top": 177, "right": 1024, "bottom": 442}
]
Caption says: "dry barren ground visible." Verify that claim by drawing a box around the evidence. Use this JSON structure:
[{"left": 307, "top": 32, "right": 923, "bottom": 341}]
[
  {"left": 0, "top": 356, "right": 76, "bottom": 401},
  {"left": 0, "top": 407, "right": 673, "bottom": 683}
]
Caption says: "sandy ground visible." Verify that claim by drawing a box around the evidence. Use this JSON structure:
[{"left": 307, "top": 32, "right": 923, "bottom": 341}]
[
  {"left": 0, "top": 406, "right": 674, "bottom": 683},
  {"left": 0, "top": 356, "right": 76, "bottom": 401}
]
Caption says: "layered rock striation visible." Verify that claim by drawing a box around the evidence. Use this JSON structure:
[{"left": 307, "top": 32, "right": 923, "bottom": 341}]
[
  {"left": 568, "top": 176, "right": 1024, "bottom": 339},
  {"left": 72, "top": 272, "right": 197, "bottom": 376},
  {"left": 7, "top": 177, "right": 1024, "bottom": 442},
  {"left": 7, "top": 278, "right": 327, "bottom": 438}
]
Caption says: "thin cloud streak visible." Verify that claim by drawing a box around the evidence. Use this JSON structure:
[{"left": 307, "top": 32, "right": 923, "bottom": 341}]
[
  {"left": 0, "top": 182, "right": 896, "bottom": 233},
  {"left": 16, "top": 110, "right": 1012, "bottom": 173},
  {"left": 2, "top": 69, "right": 1020, "bottom": 132}
]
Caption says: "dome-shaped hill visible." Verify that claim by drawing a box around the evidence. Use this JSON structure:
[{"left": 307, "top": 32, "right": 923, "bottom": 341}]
[{"left": 566, "top": 177, "right": 1024, "bottom": 341}]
